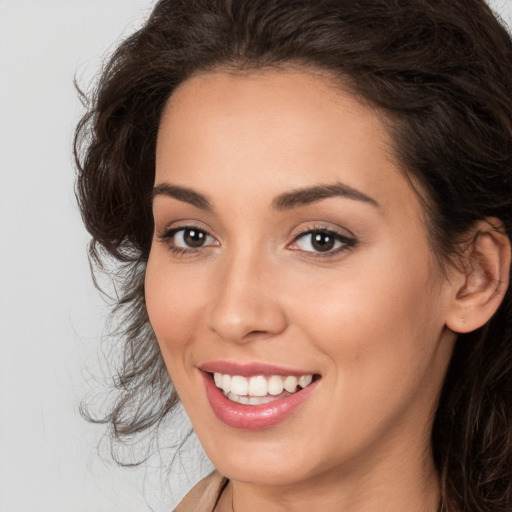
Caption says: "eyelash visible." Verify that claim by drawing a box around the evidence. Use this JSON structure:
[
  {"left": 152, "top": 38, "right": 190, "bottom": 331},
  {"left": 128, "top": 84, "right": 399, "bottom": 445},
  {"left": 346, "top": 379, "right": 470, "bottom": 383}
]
[
  {"left": 157, "top": 225, "right": 357, "bottom": 258},
  {"left": 158, "top": 226, "right": 217, "bottom": 258},
  {"left": 288, "top": 227, "right": 357, "bottom": 258}
]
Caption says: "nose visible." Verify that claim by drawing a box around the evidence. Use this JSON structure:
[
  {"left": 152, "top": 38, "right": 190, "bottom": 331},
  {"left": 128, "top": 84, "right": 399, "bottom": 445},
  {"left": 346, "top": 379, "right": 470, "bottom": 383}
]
[{"left": 207, "top": 250, "right": 288, "bottom": 343}]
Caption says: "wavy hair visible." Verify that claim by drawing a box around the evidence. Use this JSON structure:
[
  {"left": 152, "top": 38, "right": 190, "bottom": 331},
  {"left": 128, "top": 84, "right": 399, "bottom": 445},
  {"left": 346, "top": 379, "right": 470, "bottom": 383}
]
[{"left": 74, "top": 1, "right": 512, "bottom": 510}]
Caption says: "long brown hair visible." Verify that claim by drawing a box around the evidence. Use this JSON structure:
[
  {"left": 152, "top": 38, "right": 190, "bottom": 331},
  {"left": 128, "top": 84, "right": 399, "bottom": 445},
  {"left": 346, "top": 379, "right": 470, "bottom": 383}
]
[{"left": 74, "top": 1, "right": 512, "bottom": 510}]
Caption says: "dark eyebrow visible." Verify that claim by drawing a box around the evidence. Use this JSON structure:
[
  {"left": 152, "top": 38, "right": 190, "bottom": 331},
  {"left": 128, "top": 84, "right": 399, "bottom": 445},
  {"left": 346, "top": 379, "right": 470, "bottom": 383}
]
[
  {"left": 273, "top": 182, "right": 379, "bottom": 211},
  {"left": 152, "top": 183, "right": 212, "bottom": 210}
]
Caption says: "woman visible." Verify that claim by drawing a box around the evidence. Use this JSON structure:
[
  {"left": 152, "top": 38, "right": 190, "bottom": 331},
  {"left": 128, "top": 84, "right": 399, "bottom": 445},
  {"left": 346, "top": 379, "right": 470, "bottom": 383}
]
[{"left": 74, "top": 0, "right": 512, "bottom": 510}]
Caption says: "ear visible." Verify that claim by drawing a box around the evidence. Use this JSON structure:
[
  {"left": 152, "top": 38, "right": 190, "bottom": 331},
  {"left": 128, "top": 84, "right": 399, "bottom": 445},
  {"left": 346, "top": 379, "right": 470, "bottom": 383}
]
[{"left": 445, "top": 218, "right": 511, "bottom": 334}]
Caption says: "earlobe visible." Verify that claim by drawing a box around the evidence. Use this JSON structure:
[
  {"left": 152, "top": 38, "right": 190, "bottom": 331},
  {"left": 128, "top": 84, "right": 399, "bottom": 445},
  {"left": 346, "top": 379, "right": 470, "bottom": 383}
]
[{"left": 446, "top": 218, "right": 511, "bottom": 334}]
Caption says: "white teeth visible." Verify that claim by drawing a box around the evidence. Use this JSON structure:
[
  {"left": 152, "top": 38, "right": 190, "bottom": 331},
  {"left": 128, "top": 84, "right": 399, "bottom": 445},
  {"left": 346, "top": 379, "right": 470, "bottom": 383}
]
[
  {"left": 284, "top": 375, "right": 298, "bottom": 393},
  {"left": 227, "top": 392, "right": 292, "bottom": 405},
  {"left": 212, "top": 372, "right": 315, "bottom": 404},
  {"left": 248, "top": 376, "right": 267, "bottom": 397},
  {"left": 214, "top": 372, "right": 223, "bottom": 388},
  {"left": 267, "top": 375, "right": 284, "bottom": 395},
  {"left": 230, "top": 375, "right": 248, "bottom": 396},
  {"left": 298, "top": 374, "right": 313, "bottom": 388},
  {"left": 221, "top": 374, "right": 231, "bottom": 393},
  {"left": 226, "top": 392, "right": 240, "bottom": 403}
]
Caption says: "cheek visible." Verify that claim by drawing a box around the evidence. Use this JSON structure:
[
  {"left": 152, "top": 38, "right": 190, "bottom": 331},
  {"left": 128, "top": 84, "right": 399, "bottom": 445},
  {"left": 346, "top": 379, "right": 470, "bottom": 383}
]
[
  {"left": 280, "top": 249, "right": 451, "bottom": 457},
  {"left": 145, "top": 254, "right": 214, "bottom": 407},
  {"left": 145, "top": 255, "right": 205, "bottom": 356},
  {"left": 287, "top": 240, "right": 448, "bottom": 392}
]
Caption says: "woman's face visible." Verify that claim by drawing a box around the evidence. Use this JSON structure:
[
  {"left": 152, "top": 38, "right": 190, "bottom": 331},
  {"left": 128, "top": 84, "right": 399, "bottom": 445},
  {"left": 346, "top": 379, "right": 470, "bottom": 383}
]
[{"left": 146, "top": 69, "right": 458, "bottom": 486}]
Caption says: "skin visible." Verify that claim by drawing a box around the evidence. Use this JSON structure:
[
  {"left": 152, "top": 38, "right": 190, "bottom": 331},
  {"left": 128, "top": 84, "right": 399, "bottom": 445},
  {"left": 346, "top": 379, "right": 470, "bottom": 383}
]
[{"left": 145, "top": 68, "right": 461, "bottom": 511}]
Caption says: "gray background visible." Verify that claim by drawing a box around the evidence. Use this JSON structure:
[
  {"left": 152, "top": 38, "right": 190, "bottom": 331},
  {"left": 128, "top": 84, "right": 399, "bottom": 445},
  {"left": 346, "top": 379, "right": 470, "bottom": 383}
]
[{"left": 1, "top": 1, "right": 511, "bottom": 510}]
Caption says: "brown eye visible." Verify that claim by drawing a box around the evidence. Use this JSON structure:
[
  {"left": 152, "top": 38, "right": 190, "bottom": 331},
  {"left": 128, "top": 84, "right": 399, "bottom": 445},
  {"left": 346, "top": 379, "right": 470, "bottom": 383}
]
[
  {"left": 183, "top": 228, "right": 207, "bottom": 248},
  {"left": 311, "top": 232, "right": 336, "bottom": 252},
  {"left": 289, "top": 229, "right": 356, "bottom": 255},
  {"left": 161, "top": 226, "right": 218, "bottom": 251}
]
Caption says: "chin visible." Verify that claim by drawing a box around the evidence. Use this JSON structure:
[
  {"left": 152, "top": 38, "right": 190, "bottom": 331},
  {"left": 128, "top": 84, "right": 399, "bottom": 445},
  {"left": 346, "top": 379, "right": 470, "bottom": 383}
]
[{"left": 199, "top": 432, "right": 326, "bottom": 486}]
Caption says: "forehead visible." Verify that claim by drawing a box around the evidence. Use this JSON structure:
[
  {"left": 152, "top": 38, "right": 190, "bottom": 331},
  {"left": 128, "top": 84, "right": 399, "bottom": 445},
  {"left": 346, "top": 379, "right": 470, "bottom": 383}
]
[
  {"left": 159, "top": 68, "right": 389, "bottom": 151},
  {"left": 155, "top": 68, "right": 419, "bottom": 223}
]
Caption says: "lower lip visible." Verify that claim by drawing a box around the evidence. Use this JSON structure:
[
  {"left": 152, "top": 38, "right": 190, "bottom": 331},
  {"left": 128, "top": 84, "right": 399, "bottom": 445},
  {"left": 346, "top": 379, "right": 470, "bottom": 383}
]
[{"left": 202, "top": 372, "right": 319, "bottom": 430}]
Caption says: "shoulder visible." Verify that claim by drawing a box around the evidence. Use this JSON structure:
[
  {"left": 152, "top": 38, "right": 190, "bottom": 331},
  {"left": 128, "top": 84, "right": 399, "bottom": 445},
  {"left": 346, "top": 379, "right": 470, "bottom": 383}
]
[{"left": 174, "top": 471, "right": 228, "bottom": 512}]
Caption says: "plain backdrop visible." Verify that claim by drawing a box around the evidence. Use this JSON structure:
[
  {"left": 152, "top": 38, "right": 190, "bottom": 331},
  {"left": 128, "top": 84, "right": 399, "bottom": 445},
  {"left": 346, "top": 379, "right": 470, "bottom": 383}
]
[{"left": 1, "top": 1, "right": 511, "bottom": 511}]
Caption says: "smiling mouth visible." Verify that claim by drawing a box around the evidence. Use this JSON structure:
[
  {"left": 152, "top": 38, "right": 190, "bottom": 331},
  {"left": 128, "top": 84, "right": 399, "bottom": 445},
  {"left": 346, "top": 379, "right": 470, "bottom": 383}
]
[{"left": 211, "top": 372, "right": 319, "bottom": 406}]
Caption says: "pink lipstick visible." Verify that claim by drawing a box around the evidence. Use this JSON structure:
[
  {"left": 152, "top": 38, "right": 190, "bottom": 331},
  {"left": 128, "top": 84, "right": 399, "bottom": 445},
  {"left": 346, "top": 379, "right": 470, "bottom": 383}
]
[{"left": 200, "top": 362, "right": 319, "bottom": 430}]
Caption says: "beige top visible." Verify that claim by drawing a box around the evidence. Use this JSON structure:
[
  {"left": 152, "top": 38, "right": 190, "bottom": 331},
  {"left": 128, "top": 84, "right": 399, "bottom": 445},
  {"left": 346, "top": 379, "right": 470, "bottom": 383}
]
[{"left": 174, "top": 471, "right": 228, "bottom": 512}]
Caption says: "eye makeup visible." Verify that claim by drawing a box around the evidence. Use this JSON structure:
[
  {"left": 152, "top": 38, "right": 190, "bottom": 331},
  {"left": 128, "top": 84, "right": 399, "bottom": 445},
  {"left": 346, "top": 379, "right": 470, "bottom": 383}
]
[{"left": 156, "top": 222, "right": 358, "bottom": 260}]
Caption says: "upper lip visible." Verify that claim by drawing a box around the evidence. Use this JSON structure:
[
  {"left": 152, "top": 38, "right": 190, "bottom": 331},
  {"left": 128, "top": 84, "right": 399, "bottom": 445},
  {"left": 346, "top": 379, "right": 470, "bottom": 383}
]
[{"left": 199, "top": 360, "right": 317, "bottom": 377}]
